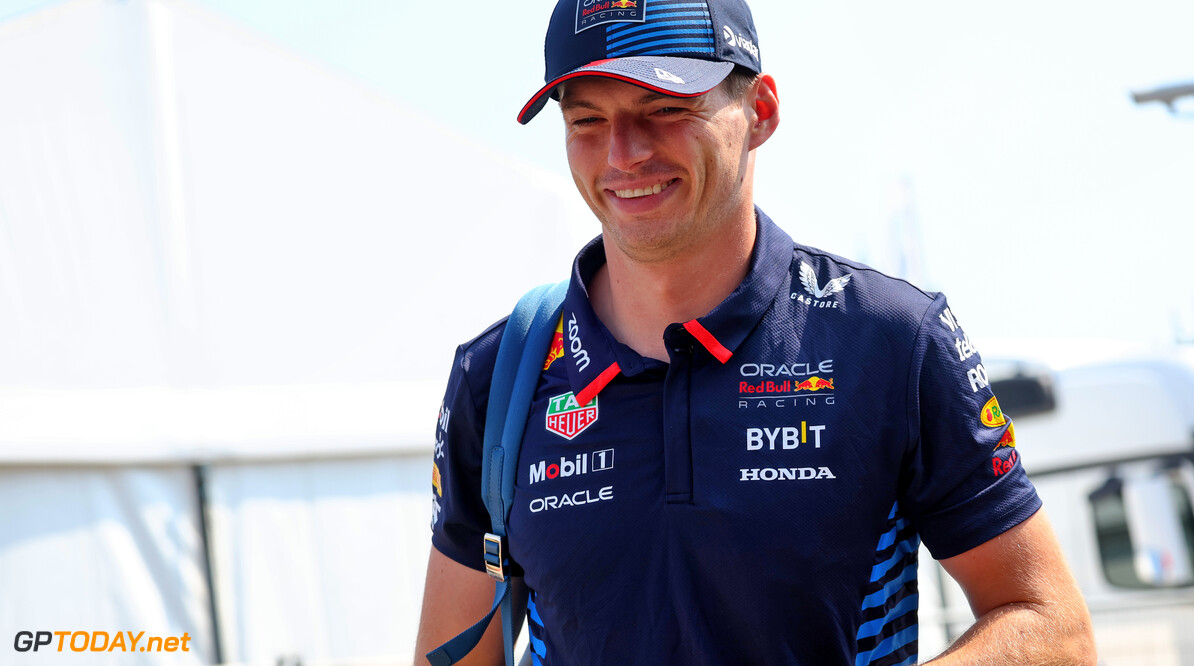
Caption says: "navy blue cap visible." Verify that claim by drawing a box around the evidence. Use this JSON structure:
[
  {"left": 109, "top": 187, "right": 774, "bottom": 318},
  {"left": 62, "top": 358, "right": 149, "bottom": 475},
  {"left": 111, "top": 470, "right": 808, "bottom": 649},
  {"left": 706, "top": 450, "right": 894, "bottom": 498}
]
[{"left": 518, "top": 0, "right": 763, "bottom": 124}]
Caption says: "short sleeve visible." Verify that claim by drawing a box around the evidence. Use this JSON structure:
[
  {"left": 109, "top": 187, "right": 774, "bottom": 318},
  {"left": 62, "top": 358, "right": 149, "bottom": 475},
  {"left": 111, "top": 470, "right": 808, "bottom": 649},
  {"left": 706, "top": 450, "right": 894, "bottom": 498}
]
[
  {"left": 429, "top": 343, "right": 493, "bottom": 572},
  {"left": 901, "top": 294, "right": 1042, "bottom": 560}
]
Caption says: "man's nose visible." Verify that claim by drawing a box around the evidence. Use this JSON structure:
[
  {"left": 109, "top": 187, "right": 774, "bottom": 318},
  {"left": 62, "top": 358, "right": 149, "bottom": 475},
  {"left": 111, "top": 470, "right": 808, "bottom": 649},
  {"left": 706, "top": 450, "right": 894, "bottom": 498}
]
[{"left": 607, "top": 115, "right": 654, "bottom": 172}]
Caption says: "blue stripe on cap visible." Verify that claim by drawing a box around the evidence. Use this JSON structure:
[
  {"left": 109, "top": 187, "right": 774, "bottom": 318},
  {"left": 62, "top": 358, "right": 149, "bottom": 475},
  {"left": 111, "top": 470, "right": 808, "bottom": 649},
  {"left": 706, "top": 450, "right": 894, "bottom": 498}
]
[
  {"left": 608, "top": 45, "right": 716, "bottom": 57},
  {"left": 601, "top": 0, "right": 715, "bottom": 60},
  {"left": 607, "top": 18, "right": 710, "bottom": 38},
  {"left": 609, "top": 44, "right": 715, "bottom": 57},
  {"left": 608, "top": 29, "right": 714, "bottom": 50}
]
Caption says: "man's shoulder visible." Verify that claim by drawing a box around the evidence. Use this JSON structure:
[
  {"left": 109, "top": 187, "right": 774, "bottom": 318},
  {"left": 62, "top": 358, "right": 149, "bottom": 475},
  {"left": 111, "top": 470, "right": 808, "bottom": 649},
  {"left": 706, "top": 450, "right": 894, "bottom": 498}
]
[
  {"left": 452, "top": 317, "right": 508, "bottom": 384},
  {"left": 787, "top": 241, "right": 942, "bottom": 335}
]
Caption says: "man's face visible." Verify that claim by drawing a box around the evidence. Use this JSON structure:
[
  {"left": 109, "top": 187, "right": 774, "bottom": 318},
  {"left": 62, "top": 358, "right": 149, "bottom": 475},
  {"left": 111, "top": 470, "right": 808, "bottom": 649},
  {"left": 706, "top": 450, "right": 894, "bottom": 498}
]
[{"left": 559, "top": 76, "right": 755, "bottom": 264}]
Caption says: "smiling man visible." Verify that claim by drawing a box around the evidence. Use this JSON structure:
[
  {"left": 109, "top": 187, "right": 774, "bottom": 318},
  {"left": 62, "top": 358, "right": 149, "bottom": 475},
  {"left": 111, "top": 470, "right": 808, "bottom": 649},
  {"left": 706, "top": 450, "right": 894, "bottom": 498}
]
[{"left": 414, "top": 1, "right": 1095, "bottom": 664}]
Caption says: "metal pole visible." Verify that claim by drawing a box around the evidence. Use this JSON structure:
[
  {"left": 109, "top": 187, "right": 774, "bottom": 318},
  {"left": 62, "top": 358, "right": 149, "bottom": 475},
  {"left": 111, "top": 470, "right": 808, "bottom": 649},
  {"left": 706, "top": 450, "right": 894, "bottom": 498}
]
[{"left": 194, "top": 464, "right": 225, "bottom": 664}]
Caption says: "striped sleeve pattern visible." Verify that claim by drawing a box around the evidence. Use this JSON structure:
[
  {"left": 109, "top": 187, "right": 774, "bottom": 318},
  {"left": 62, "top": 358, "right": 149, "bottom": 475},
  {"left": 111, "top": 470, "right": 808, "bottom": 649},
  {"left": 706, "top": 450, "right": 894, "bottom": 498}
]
[{"left": 854, "top": 502, "right": 920, "bottom": 666}]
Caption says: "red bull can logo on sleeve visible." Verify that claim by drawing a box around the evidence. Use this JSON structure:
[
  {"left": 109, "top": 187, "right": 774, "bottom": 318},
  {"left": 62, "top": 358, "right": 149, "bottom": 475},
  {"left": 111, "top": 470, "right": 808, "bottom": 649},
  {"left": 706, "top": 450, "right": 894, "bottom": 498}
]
[{"left": 980, "top": 397, "right": 1006, "bottom": 428}]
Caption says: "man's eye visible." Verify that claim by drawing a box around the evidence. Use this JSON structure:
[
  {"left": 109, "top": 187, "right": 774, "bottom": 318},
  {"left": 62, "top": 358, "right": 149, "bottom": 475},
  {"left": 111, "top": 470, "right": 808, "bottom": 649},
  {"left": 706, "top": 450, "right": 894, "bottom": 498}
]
[
  {"left": 570, "top": 116, "right": 600, "bottom": 126},
  {"left": 655, "top": 107, "right": 684, "bottom": 115}
]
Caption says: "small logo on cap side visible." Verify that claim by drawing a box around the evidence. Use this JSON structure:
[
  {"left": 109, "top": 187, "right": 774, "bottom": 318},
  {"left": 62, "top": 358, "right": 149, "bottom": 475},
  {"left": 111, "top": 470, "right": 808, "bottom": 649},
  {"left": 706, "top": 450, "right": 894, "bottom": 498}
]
[
  {"left": 654, "top": 67, "right": 685, "bottom": 84},
  {"left": 576, "top": 0, "right": 646, "bottom": 34},
  {"left": 723, "top": 25, "right": 760, "bottom": 61}
]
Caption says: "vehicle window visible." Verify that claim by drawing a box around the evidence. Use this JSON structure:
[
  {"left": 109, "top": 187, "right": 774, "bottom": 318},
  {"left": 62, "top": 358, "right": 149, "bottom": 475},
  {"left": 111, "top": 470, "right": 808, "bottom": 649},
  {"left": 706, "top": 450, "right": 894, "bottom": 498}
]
[{"left": 1090, "top": 468, "right": 1194, "bottom": 589}]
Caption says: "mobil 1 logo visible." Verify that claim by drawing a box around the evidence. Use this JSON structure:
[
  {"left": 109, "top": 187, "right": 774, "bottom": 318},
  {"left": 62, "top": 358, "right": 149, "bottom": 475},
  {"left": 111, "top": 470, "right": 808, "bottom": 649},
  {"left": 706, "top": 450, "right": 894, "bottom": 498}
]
[{"left": 528, "top": 449, "right": 614, "bottom": 485}]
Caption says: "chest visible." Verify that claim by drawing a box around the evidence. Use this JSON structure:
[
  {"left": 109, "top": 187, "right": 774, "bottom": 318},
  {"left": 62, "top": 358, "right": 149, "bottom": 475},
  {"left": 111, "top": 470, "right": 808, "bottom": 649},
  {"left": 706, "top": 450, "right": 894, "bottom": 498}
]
[{"left": 505, "top": 325, "right": 914, "bottom": 588}]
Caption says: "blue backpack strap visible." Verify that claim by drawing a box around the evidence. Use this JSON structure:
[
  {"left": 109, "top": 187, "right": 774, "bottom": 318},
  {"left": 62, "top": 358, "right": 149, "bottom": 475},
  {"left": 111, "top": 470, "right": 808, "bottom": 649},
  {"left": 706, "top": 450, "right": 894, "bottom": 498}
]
[{"left": 426, "top": 281, "right": 568, "bottom": 666}]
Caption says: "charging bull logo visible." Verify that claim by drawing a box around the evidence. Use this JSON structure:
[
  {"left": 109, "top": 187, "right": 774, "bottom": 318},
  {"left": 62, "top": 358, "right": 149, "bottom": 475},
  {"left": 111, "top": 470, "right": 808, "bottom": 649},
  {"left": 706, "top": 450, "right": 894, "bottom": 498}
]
[
  {"left": 543, "top": 317, "right": 565, "bottom": 370},
  {"left": 795, "top": 376, "right": 834, "bottom": 392},
  {"left": 994, "top": 421, "right": 1016, "bottom": 449},
  {"left": 991, "top": 421, "right": 1018, "bottom": 476},
  {"left": 611, "top": 0, "right": 636, "bottom": 6}
]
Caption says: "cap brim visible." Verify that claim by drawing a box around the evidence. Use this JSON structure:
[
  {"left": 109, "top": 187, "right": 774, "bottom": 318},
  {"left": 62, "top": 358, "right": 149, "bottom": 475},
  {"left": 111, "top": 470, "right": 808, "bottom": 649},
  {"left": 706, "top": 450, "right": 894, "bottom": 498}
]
[{"left": 517, "top": 56, "right": 735, "bottom": 125}]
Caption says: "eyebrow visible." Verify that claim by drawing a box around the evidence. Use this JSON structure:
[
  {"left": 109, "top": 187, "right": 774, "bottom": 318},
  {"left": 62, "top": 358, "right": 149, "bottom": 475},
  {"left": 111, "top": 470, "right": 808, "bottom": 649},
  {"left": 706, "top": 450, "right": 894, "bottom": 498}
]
[
  {"left": 559, "top": 98, "right": 601, "bottom": 113},
  {"left": 559, "top": 89, "right": 684, "bottom": 112}
]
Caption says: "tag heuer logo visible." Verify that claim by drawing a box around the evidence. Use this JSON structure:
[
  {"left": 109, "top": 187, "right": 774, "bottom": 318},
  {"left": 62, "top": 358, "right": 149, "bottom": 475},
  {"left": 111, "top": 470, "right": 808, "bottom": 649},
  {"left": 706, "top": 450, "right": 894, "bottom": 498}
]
[{"left": 545, "top": 392, "right": 598, "bottom": 440}]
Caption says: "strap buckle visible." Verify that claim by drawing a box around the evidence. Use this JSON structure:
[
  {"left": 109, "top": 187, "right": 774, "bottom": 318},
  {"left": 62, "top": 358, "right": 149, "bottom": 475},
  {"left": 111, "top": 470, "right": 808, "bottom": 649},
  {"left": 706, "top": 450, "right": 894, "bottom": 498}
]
[{"left": 483, "top": 533, "right": 507, "bottom": 581}]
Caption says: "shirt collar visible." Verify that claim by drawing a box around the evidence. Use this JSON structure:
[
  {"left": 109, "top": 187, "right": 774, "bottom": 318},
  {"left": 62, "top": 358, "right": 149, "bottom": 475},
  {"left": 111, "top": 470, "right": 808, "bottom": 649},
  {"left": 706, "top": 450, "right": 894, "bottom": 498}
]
[{"left": 560, "top": 206, "right": 794, "bottom": 405}]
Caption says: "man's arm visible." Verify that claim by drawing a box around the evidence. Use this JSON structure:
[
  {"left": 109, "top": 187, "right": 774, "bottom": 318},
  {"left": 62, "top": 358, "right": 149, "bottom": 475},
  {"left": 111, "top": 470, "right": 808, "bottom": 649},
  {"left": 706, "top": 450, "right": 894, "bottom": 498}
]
[
  {"left": 926, "top": 509, "right": 1096, "bottom": 664},
  {"left": 412, "top": 546, "right": 528, "bottom": 666}
]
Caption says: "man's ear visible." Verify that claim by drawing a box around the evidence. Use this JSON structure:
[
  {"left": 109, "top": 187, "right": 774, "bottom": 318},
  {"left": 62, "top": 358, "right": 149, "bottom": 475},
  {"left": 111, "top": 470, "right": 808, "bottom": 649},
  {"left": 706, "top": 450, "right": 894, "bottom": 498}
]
[{"left": 747, "top": 74, "right": 780, "bottom": 150}]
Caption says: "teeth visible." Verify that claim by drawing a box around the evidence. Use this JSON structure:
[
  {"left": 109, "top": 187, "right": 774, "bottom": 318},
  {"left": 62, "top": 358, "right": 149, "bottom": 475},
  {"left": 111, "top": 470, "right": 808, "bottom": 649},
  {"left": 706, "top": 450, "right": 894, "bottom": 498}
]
[{"left": 614, "top": 181, "right": 669, "bottom": 199}]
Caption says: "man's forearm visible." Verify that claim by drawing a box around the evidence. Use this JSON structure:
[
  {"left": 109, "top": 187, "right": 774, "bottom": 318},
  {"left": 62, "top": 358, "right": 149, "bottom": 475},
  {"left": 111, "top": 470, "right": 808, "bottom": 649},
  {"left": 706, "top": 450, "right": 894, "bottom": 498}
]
[{"left": 924, "top": 600, "right": 1096, "bottom": 665}]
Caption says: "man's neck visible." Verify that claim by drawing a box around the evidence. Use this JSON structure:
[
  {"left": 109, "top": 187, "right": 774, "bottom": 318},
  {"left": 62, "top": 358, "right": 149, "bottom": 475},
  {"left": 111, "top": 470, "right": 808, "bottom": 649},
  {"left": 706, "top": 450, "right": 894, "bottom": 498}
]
[{"left": 589, "top": 214, "right": 757, "bottom": 362}]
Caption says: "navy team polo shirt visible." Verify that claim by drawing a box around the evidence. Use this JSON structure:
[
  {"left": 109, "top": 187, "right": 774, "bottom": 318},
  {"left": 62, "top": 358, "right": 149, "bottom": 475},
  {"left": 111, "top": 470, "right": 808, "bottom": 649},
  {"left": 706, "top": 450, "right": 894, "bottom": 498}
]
[{"left": 430, "top": 208, "right": 1040, "bottom": 666}]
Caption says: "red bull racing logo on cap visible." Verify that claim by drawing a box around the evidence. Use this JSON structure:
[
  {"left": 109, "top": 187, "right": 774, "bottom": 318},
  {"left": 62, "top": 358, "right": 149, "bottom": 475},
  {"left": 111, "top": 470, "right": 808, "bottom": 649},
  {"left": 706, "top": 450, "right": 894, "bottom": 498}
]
[{"left": 576, "top": 0, "right": 645, "bottom": 33}]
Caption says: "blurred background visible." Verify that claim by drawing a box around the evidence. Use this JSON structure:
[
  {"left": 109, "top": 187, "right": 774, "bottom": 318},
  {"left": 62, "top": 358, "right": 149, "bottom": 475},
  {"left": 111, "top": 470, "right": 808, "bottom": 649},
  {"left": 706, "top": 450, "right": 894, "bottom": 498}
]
[{"left": 0, "top": 0, "right": 1191, "bottom": 664}]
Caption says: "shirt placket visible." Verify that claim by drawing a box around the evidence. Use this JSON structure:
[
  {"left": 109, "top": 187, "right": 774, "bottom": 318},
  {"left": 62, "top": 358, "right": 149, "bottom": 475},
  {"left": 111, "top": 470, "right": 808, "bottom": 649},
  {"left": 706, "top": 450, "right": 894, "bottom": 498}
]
[{"left": 662, "top": 323, "right": 696, "bottom": 505}]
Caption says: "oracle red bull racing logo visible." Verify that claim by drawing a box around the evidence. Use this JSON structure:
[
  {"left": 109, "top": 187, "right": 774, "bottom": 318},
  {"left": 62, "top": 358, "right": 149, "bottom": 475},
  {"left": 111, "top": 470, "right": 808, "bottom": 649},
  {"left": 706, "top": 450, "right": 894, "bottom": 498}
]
[
  {"left": 740, "top": 376, "right": 834, "bottom": 394},
  {"left": 576, "top": 0, "right": 644, "bottom": 33},
  {"left": 545, "top": 392, "right": 599, "bottom": 440}
]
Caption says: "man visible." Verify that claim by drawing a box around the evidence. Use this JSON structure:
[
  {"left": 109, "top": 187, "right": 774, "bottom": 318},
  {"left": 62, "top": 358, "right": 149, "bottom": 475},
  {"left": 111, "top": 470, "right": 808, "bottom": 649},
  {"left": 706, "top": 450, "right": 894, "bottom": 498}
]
[{"left": 415, "top": 0, "right": 1096, "bottom": 663}]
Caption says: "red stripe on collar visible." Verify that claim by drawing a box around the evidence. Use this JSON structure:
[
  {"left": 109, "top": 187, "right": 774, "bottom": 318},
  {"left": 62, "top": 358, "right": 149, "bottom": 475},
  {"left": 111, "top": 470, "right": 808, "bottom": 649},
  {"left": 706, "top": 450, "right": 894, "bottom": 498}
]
[
  {"left": 683, "top": 319, "right": 733, "bottom": 364},
  {"left": 575, "top": 362, "right": 621, "bottom": 406}
]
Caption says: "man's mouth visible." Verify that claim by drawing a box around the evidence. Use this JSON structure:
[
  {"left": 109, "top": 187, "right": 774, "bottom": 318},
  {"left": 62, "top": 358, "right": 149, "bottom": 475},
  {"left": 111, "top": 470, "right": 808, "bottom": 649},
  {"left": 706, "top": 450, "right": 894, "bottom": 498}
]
[{"left": 611, "top": 179, "right": 675, "bottom": 199}]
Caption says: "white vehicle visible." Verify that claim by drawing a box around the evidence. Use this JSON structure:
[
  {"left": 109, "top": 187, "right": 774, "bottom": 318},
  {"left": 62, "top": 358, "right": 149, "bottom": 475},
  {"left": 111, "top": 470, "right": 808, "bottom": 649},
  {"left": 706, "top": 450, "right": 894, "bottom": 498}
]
[{"left": 919, "top": 341, "right": 1194, "bottom": 664}]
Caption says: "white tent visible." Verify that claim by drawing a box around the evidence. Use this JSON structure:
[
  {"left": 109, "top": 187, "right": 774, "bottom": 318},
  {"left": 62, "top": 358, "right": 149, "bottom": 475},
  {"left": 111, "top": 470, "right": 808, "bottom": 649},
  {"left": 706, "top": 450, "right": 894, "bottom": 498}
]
[{"left": 0, "top": 0, "right": 593, "bottom": 663}]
